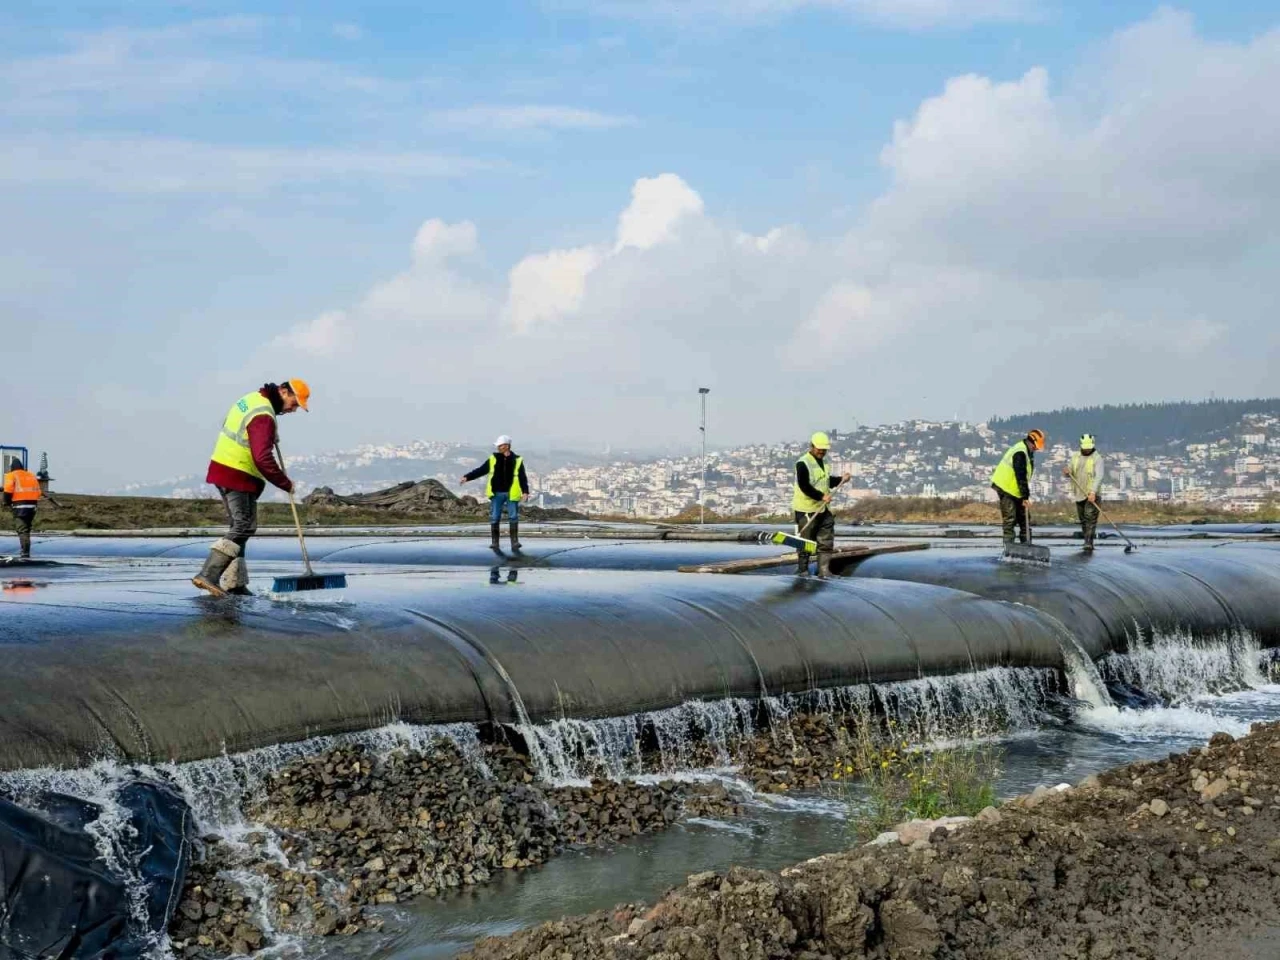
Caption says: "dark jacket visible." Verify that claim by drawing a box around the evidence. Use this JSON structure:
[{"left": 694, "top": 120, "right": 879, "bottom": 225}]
[
  {"left": 1012, "top": 448, "right": 1033, "bottom": 500},
  {"left": 206, "top": 385, "right": 292, "bottom": 495},
  {"left": 465, "top": 452, "right": 530, "bottom": 496}
]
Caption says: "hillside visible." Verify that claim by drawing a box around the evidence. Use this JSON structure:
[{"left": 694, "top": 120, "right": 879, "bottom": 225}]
[
  {"left": 989, "top": 398, "right": 1280, "bottom": 452},
  {"left": 26, "top": 483, "right": 581, "bottom": 532}
]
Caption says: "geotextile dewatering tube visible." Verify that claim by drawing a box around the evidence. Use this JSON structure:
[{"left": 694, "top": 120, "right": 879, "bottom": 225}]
[
  {"left": 0, "top": 571, "right": 1070, "bottom": 772},
  {"left": 846, "top": 544, "right": 1280, "bottom": 658}
]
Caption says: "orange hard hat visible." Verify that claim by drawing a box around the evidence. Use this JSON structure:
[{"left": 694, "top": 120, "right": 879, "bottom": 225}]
[
  {"left": 1027, "top": 429, "right": 1045, "bottom": 450},
  {"left": 287, "top": 378, "right": 311, "bottom": 411}
]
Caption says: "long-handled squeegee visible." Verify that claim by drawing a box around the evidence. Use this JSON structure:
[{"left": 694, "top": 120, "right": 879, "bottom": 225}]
[
  {"left": 1002, "top": 504, "right": 1051, "bottom": 564},
  {"left": 271, "top": 444, "right": 347, "bottom": 593}
]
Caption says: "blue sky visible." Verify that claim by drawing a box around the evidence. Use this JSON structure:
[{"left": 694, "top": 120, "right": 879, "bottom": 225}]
[{"left": 3, "top": 1, "right": 1279, "bottom": 489}]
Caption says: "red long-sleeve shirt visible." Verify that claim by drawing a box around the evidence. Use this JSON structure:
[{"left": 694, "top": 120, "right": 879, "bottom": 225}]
[{"left": 206, "top": 390, "right": 292, "bottom": 494}]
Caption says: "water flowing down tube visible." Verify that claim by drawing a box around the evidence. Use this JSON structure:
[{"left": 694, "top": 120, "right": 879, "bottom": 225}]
[{"left": 0, "top": 570, "right": 1070, "bottom": 772}]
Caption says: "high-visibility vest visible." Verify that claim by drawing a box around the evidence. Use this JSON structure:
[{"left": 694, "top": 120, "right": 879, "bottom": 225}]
[
  {"left": 486, "top": 454, "right": 524, "bottom": 501},
  {"left": 210, "top": 391, "right": 275, "bottom": 480},
  {"left": 791, "top": 452, "right": 830, "bottom": 513},
  {"left": 3, "top": 469, "right": 41, "bottom": 504},
  {"left": 1068, "top": 453, "right": 1101, "bottom": 501},
  {"left": 990, "top": 441, "right": 1033, "bottom": 498}
]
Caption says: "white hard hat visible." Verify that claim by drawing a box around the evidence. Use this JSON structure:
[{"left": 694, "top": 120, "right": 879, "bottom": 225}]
[{"left": 494, "top": 435, "right": 512, "bottom": 448}]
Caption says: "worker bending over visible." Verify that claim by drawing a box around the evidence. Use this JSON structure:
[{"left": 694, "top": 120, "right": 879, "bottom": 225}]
[
  {"left": 2, "top": 455, "right": 41, "bottom": 560},
  {"left": 793, "top": 432, "right": 848, "bottom": 579},
  {"left": 193, "top": 380, "right": 309, "bottom": 597},
  {"left": 1064, "top": 433, "right": 1104, "bottom": 552},
  {"left": 461, "top": 436, "right": 530, "bottom": 552},
  {"left": 990, "top": 429, "right": 1045, "bottom": 546}
]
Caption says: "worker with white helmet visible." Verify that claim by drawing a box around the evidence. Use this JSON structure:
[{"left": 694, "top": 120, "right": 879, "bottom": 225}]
[
  {"left": 792, "top": 432, "right": 849, "bottom": 578},
  {"left": 1063, "top": 433, "right": 1104, "bottom": 552},
  {"left": 461, "top": 436, "right": 531, "bottom": 553}
]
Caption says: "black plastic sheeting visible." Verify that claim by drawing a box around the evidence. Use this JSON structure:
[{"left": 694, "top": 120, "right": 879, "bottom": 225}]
[
  {"left": 0, "top": 571, "right": 1069, "bottom": 772},
  {"left": 846, "top": 545, "right": 1280, "bottom": 659},
  {"left": 0, "top": 780, "right": 192, "bottom": 958}
]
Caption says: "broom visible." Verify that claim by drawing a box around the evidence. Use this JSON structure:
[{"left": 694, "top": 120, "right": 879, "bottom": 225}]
[{"left": 271, "top": 443, "right": 347, "bottom": 593}]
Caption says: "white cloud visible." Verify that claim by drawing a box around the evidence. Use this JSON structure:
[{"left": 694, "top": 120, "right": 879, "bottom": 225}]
[
  {"left": 557, "top": 0, "right": 1037, "bottom": 29},
  {"left": 426, "top": 104, "right": 635, "bottom": 131},
  {"left": 0, "top": 18, "right": 392, "bottom": 116},
  {"left": 503, "top": 246, "right": 605, "bottom": 330},
  {"left": 412, "top": 219, "right": 479, "bottom": 262},
  {"left": 869, "top": 10, "right": 1280, "bottom": 278},
  {"left": 0, "top": 135, "right": 484, "bottom": 193},
  {"left": 274, "top": 310, "right": 345, "bottom": 357},
  {"left": 227, "top": 11, "right": 1280, "bottom": 452},
  {"left": 614, "top": 173, "right": 705, "bottom": 251},
  {"left": 332, "top": 22, "right": 364, "bottom": 41},
  {"left": 501, "top": 173, "right": 706, "bottom": 330}
]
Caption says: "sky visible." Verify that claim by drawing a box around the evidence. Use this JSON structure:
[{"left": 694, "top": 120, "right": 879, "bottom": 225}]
[{"left": 2, "top": 1, "right": 1279, "bottom": 490}]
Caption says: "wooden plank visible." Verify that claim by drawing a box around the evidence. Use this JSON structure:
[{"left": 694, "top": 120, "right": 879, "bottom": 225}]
[{"left": 677, "top": 542, "right": 928, "bottom": 574}]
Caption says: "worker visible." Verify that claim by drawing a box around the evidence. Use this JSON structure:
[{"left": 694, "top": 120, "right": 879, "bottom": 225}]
[
  {"left": 2, "top": 455, "right": 42, "bottom": 560},
  {"left": 1064, "top": 433, "right": 1104, "bottom": 552},
  {"left": 193, "top": 380, "right": 309, "bottom": 597},
  {"left": 792, "top": 432, "right": 848, "bottom": 579},
  {"left": 461, "top": 436, "right": 530, "bottom": 553},
  {"left": 990, "top": 429, "right": 1045, "bottom": 546}
]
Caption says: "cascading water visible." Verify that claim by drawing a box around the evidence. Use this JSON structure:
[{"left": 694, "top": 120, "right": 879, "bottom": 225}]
[
  {"left": 512, "top": 666, "right": 1062, "bottom": 785},
  {"left": 1097, "top": 626, "right": 1264, "bottom": 702}
]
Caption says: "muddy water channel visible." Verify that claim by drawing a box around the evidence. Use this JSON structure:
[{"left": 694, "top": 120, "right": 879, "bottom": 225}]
[{"left": 338, "top": 680, "right": 1280, "bottom": 960}]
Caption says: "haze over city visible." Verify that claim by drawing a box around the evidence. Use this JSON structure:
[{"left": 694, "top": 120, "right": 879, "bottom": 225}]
[{"left": 3, "top": 1, "right": 1278, "bottom": 491}]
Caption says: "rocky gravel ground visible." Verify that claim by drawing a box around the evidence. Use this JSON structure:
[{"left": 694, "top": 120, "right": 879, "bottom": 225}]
[
  {"left": 460, "top": 722, "right": 1280, "bottom": 960},
  {"left": 166, "top": 737, "right": 746, "bottom": 957}
]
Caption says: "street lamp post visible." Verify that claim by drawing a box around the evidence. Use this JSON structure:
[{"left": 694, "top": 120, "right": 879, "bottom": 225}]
[{"left": 698, "top": 388, "right": 710, "bottom": 524}]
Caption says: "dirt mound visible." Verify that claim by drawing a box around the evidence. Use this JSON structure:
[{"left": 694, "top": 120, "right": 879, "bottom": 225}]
[
  {"left": 302, "top": 480, "right": 582, "bottom": 521},
  {"left": 461, "top": 723, "right": 1280, "bottom": 960}
]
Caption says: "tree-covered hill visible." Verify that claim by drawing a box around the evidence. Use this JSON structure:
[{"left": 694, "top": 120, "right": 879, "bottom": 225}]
[{"left": 989, "top": 398, "right": 1280, "bottom": 452}]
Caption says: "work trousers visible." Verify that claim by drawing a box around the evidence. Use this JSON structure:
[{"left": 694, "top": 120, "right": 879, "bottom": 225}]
[
  {"left": 489, "top": 493, "right": 520, "bottom": 524},
  {"left": 794, "top": 508, "right": 835, "bottom": 573},
  {"left": 997, "top": 490, "right": 1028, "bottom": 545},
  {"left": 12, "top": 506, "right": 35, "bottom": 557},
  {"left": 218, "top": 487, "right": 260, "bottom": 550},
  {"left": 1076, "top": 498, "right": 1100, "bottom": 546}
]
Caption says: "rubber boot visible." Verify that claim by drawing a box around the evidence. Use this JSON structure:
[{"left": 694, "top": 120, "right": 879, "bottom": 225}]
[
  {"left": 816, "top": 552, "right": 832, "bottom": 580},
  {"left": 193, "top": 538, "right": 239, "bottom": 597},
  {"left": 221, "top": 557, "right": 253, "bottom": 596},
  {"left": 490, "top": 523, "right": 502, "bottom": 553},
  {"left": 509, "top": 520, "right": 522, "bottom": 552},
  {"left": 18, "top": 530, "right": 31, "bottom": 560},
  {"left": 796, "top": 552, "right": 810, "bottom": 577}
]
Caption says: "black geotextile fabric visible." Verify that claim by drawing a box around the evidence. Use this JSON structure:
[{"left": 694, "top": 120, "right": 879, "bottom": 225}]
[
  {"left": 0, "top": 573, "right": 1068, "bottom": 771},
  {"left": 847, "top": 545, "right": 1280, "bottom": 658},
  {"left": 0, "top": 780, "right": 192, "bottom": 959}
]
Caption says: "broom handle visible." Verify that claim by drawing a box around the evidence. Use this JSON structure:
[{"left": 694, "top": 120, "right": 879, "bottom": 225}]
[
  {"left": 276, "top": 442, "right": 314, "bottom": 576},
  {"left": 799, "top": 472, "right": 845, "bottom": 537}
]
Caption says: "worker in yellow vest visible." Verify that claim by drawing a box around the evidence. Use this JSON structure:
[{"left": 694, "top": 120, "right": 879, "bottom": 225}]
[
  {"left": 1064, "top": 433, "right": 1104, "bottom": 552},
  {"left": 3, "top": 455, "right": 42, "bottom": 560},
  {"left": 792, "top": 432, "right": 849, "bottom": 578},
  {"left": 461, "top": 436, "right": 530, "bottom": 553},
  {"left": 193, "top": 380, "right": 309, "bottom": 597},
  {"left": 990, "top": 429, "right": 1045, "bottom": 546}
]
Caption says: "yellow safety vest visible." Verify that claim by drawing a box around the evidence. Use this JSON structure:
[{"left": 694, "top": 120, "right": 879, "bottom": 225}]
[
  {"left": 486, "top": 454, "right": 524, "bottom": 502},
  {"left": 791, "top": 452, "right": 829, "bottom": 513},
  {"left": 1069, "top": 453, "right": 1099, "bottom": 501},
  {"left": 210, "top": 391, "right": 275, "bottom": 480},
  {"left": 990, "top": 440, "right": 1033, "bottom": 498}
]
